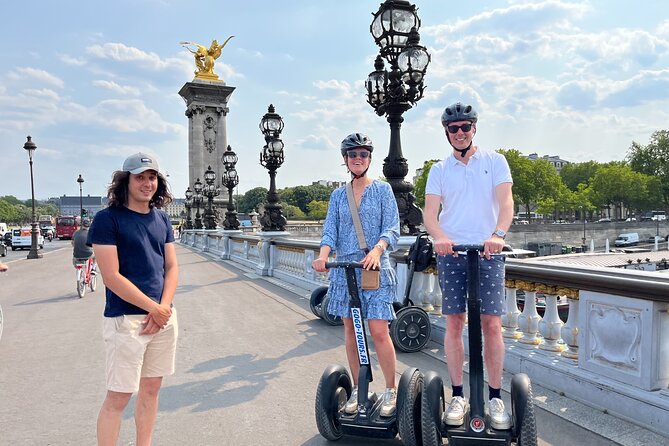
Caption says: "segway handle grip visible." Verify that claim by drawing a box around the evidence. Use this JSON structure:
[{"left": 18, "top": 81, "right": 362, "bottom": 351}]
[
  {"left": 451, "top": 244, "right": 513, "bottom": 253},
  {"left": 324, "top": 261, "right": 365, "bottom": 269}
]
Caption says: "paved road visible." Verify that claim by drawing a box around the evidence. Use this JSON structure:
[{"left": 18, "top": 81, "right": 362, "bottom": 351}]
[
  {"left": 0, "top": 244, "right": 625, "bottom": 445},
  {"left": 1, "top": 237, "right": 67, "bottom": 263}
]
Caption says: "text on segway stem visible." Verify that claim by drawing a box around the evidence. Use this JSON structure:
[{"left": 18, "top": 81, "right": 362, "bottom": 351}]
[{"left": 350, "top": 308, "right": 369, "bottom": 365}]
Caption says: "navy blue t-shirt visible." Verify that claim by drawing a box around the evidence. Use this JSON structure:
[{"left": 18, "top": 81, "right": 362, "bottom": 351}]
[{"left": 88, "top": 206, "right": 175, "bottom": 317}]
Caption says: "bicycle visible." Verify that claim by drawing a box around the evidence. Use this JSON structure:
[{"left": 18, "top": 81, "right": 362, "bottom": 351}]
[{"left": 74, "top": 257, "right": 97, "bottom": 298}]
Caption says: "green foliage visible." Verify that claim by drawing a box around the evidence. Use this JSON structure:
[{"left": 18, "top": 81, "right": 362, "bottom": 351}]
[
  {"left": 280, "top": 184, "right": 333, "bottom": 213},
  {"left": 307, "top": 200, "right": 329, "bottom": 220},
  {"left": 590, "top": 164, "right": 658, "bottom": 219},
  {"left": 281, "top": 203, "right": 306, "bottom": 219},
  {"left": 627, "top": 130, "right": 669, "bottom": 206},
  {"left": 413, "top": 159, "right": 439, "bottom": 207},
  {"left": 560, "top": 161, "right": 601, "bottom": 191},
  {"left": 237, "top": 187, "right": 268, "bottom": 214}
]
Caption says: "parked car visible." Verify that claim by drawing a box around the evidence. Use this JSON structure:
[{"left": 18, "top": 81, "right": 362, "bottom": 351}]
[
  {"left": 3, "top": 231, "right": 12, "bottom": 247},
  {"left": 597, "top": 218, "right": 612, "bottom": 223},
  {"left": 11, "top": 227, "right": 44, "bottom": 250},
  {"left": 614, "top": 232, "right": 639, "bottom": 247}
]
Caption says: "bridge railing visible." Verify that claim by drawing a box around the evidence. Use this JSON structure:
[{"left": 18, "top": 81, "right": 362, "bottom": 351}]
[{"left": 179, "top": 229, "right": 669, "bottom": 436}]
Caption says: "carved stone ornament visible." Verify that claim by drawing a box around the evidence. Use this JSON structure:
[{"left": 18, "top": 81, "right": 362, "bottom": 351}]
[{"left": 203, "top": 114, "right": 217, "bottom": 153}]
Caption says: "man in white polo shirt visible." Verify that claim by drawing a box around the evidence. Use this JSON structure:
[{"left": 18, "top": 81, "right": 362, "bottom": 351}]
[{"left": 423, "top": 102, "right": 514, "bottom": 430}]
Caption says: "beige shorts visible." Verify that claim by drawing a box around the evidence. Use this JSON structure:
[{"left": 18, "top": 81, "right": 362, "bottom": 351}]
[{"left": 102, "top": 308, "right": 178, "bottom": 393}]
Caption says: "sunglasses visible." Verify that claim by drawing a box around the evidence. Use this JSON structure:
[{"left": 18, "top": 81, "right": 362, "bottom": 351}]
[
  {"left": 346, "top": 151, "right": 370, "bottom": 159},
  {"left": 446, "top": 123, "right": 473, "bottom": 134}
]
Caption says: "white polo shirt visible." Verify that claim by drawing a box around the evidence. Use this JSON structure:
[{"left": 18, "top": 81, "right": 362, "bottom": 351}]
[{"left": 425, "top": 148, "right": 513, "bottom": 245}]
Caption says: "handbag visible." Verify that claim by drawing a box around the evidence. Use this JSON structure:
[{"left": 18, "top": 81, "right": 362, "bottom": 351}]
[{"left": 346, "top": 183, "right": 380, "bottom": 290}]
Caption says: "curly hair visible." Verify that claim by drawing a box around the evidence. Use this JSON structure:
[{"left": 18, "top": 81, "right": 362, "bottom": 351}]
[{"left": 106, "top": 170, "right": 173, "bottom": 209}]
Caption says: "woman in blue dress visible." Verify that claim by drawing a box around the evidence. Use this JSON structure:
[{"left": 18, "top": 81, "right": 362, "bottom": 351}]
[{"left": 312, "top": 133, "right": 400, "bottom": 417}]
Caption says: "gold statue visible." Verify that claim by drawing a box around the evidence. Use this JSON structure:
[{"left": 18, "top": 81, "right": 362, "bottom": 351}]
[{"left": 180, "top": 37, "right": 234, "bottom": 81}]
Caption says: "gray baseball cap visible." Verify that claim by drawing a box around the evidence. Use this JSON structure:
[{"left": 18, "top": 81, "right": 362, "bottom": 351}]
[{"left": 122, "top": 152, "right": 160, "bottom": 174}]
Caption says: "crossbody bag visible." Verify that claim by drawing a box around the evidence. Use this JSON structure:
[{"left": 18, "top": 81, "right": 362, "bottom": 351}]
[{"left": 346, "top": 183, "right": 380, "bottom": 290}]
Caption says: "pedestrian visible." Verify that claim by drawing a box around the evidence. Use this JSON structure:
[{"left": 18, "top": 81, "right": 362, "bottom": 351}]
[
  {"left": 423, "top": 102, "right": 514, "bottom": 430},
  {"left": 311, "top": 133, "right": 400, "bottom": 417},
  {"left": 89, "top": 152, "right": 178, "bottom": 446}
]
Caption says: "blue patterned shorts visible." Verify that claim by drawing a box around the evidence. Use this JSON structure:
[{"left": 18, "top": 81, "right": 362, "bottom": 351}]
[{"left": 437, "top": 254, "right": 506, "bottom": 316}]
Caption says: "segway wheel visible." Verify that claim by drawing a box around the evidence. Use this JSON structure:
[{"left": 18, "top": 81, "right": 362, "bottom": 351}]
[
  {"left": 321, "top": 294, "right": 343, "bottom": 326},
  {"left": 511, "top": 373, "right": 538, "bottom": 446},
  {"left": 310, "top": 286, "right": 328, "bottom": 317},
  {"left": 421, "top": 370, "right": 445, "bottom": 446},
  {"left": 315, "top": 364, "right": 352, "bottom": 441},
  {"left": 390, "top": 306, "right": 431, "bottom": 353},
  {"left": 397, "top": 368, "right": 423, "bottom": 446}
]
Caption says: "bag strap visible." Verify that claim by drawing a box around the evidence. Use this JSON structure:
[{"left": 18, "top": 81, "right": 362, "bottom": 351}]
[{"left": 346, "top": 182, "right": 369, "bottom": 253}]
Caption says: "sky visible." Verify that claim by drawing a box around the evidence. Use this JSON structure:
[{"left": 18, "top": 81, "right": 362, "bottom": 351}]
[{"left": 1, "top": 0, "right": 668, "bottom": 201}]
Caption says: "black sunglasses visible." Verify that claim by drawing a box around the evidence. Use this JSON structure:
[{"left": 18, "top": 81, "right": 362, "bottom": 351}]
[
  {"left": 446, "top": 123, "right": 473, "bottom": 134},
  {"left": 346, "top": 151, "right": 370, "bottom": 159}
]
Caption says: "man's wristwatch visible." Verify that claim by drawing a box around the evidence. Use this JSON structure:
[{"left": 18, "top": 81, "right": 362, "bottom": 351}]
[{"left": 492, "top": 228, "right": 506, "bottom": 239}]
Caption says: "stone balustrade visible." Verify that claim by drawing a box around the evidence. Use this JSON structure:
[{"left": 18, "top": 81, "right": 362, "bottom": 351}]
[{"left": 179, "top": 229, "right": 669, "bottom": 437}]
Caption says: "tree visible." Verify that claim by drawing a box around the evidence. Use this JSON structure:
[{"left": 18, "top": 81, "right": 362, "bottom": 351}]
[
  {"left": 413, "top": 159, "right": 439, "bottom": 207},
  {"left": 307, "top": 200, "right": 329, "bottom": 220},
  {"left": 281, "top": 184, "right": 333, "bottom": 213},
  {"left": 0, "top": 198, "right": 20, "bottom": 223},
  {"left": 590, "top": 164, "right": 655, "bottom": 219},
  {"left": 560, "top": 161, "right": 602, "bottom": 191},
  {"left": 237, "top": 187, "right": 268, "bottom": 214},
  {"left": 281, "top": 203, "right": 306, "bottom": 220},
  {"left": 627, "top": 130, "right": 669, "bottom": 207}
]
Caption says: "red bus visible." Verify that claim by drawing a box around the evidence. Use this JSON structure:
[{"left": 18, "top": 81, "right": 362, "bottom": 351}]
[{"left": 56, "top": 216, "right": 79, "bottom": 240}]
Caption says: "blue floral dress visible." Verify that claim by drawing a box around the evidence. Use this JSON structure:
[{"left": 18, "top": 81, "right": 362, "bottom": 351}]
[{"left": 320, "top": 180, "right": 400, "bottom": 320}]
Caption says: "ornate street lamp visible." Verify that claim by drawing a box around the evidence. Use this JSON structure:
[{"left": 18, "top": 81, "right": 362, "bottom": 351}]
[
  {"left": 77, "top": 174, "right": 85, "bottom": 219},
  {"left": 259, "top": 104, "right": 287, "bottom": 232},
  {"left": 184, "top": 187, "right": 194, "bottom": 229},
  {"left": 202, "top": 165, "right": 220, "bottom": 229},
  {"left": 222, "top": 145, "right": 240, "bottom": 230},
  {"left": 23, "top": 136, "right": 42, "bottom": 259},
  {"left": 193, "top": 178, "right": 204, "bottom": 229},
  {"left": 367, "top": 0, "right": 430, "bottom": 235}
]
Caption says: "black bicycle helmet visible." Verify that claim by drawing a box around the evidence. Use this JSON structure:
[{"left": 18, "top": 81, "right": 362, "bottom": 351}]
[
  {"left": 441, "top": 102, "right": 478, "bottom": 124},
  {"left": 340, "top": 132, "right": 374, "bottom": 156}
]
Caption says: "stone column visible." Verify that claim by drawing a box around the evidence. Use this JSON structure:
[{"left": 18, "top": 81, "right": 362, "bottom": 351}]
[{"left": 178, "top": 80, "right": 236, "bottom": 218}]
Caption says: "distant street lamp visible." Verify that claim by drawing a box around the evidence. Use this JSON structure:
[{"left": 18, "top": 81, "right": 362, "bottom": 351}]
[
  {"left": 193, "top": 178, "right": 204, "bottom": 229},
  {"left": 184, "top": 187, "right": 194, "bottom": 229},
  {"left": 222, "top": 145, "right": 240, "bottom": 230},
  {"left": 77, "top": 174, "right": 85, "bottom": 219},
  {"left": 23, "top": 136, "right": 42, "bottom": 260},
  {"left": 202, "top": 166, "right": 220, "bottom": 230},
  {"left": 366, "top": 0, "right": 430, "bottom": 235},
  {"left": 259, "top": 104, "right": 287, "bottom": 232}
]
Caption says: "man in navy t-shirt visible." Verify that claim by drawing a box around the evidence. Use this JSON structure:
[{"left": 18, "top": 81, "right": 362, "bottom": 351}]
[{"left": 89, "top": 152, "right": 178, "bottom": 445}]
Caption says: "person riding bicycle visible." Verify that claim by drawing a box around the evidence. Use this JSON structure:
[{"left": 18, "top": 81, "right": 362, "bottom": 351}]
[{"left": 72, "top": 218, "right": 94, "bottom": 266}]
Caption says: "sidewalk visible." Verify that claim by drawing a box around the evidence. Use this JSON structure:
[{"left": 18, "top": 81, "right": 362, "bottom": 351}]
[{"left": 0, "top": 244, "right": 663, "bottom": 445}]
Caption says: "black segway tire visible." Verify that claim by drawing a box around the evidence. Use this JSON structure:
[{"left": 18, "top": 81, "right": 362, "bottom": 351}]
[
  {"left": 310, "top": 285, "right": 328, "bottom": 317},
  {"left": 315, "top": 364, "right": 352, "bottom": 441},
  {"left": 321, "top": 294, "right": 343, "bottom": 326},
  {"left": 390, "top": 306, "right": 432, "bottom": 353},
  {"left": 421, "top": 370, "right": 445, "bottom": 446},
  {"left": 397, "top": 368, "right": 424, "bottom": 446},
  {"left": 511, "top": 373, "right": 538, "bottom": 446}
]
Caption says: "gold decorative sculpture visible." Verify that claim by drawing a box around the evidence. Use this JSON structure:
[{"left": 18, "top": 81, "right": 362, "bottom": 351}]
[{"left": 180, "top": 37, "right": 234, "bottom": 81}]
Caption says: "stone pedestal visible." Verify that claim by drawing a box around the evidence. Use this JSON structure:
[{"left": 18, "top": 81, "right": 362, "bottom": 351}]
[{"left": 178, "top": 80, "right": 235, "bottom": 206}]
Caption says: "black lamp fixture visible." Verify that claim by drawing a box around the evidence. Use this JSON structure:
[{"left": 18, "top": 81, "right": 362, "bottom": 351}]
[
  {"left": 259, "top": 104, "right": 287, "bottom": 232},
  {"left": 202, "top": 165, "right": 220, "bottom": 230},
  {"left": 184, "top": 187, "right": 193, "bottom": 229},
  {"left": 222, "top": 145, "right": 240, "bottom": 230},
  {"left": 193, "top": 178, "right": 204, "bottom": 229},
  {"left": 366, "top": 0, "right": 430, "bottom": 235},
  {"left": 77, "top": 174, "right": 85, "bottom": 219},
  {"left": 23, "top": 136, "right": 42, "bottom": 259}
]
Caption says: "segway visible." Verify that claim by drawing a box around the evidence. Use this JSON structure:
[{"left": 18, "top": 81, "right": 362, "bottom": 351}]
[
  {"left": 310, "top": 285, "right": 343, "bottom": 326},
  {"left": 421, "top": 245, "right": 537, "bottom": 446},
  {"left": 390, "top": 232, "right": 433, "bottom": 353},
  {"left": 315, "top": 261, "right": 424, "bottom": 445}
]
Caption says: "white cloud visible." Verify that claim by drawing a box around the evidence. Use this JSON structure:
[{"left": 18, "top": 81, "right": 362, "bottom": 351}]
[
  {"left": 92, "top": 80, "right": 141, "bottom": 96},
  {"left": 8, "top": 67, "right": 64, "bottom": 88},
  {"left": 59, "top": 54, "right": 86, "bottom": 66},
  {"left": 90, "top": 99, "right": 184, "bottom": 134}
]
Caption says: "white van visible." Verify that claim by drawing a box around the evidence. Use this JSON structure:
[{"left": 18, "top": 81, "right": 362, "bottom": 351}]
[
  {"left": 0, "top": 223, "right": 8, "bottom": 236},
  {"left": 11, "top": 227, "right": 44, "bottom": 250},
  {"left": 614, "top": 233, "right": 639, "bottom": 247}
]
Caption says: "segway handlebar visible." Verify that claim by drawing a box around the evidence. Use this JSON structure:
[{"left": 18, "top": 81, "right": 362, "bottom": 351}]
[
  {"left": 451, "top": 244, "right": 513, "bottom": 253},
  {"left": 324, "top": 261, "right": 368, "bottom": 269}
]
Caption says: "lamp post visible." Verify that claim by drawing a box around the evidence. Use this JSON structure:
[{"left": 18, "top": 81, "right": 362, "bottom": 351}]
[
  {"left": 23, "top": 136, "right": 42, "bottom": 259},
  {"left": 202, "top": 165, "right": 220, "bottom": 230},
  {"left": 193, "top": 178, "right": 204, "bottom": 229},
  {"left": 222, "top": 145, "right": 240, "bottom": 230},
  {"left": 259, "top": 104, "right": 287, "bottom": 232},
  {"left": 366, "top": 0, "right": 430, "bottom": 235},
  {"left": 77, "top": 174, "right": 85, "bottom": 219},
  {"left": 184, "top": 187, "right": 194, "bottom": 229}
]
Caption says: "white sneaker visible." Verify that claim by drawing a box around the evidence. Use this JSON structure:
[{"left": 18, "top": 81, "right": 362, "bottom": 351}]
[
  {"left": 344, "top": 387, "right": 358, "bottom": 414},
  {"left": 488, "top": 397, "right": 511, "bottom": 430},
  {"left": 379, "top": 388, "right": 397, "bottom": 417},
  {"left": 443, "top": 396, "right": 468, "bottom": 426}
]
